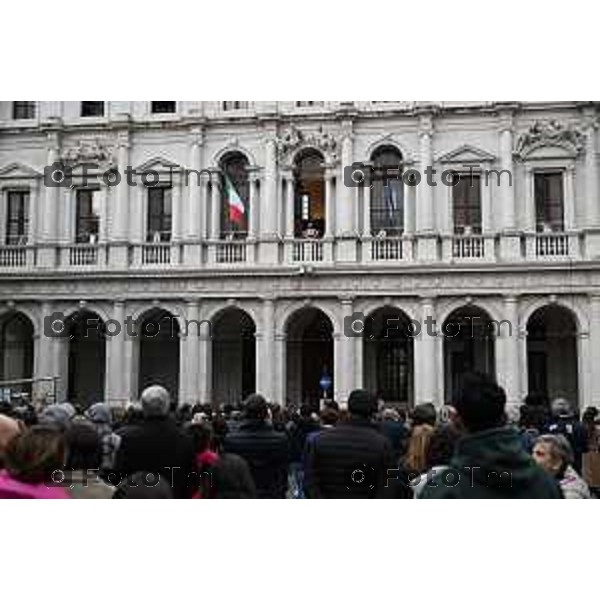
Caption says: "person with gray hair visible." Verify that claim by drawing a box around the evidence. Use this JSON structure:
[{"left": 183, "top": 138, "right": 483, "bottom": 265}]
[
  {"left": 532, "top": 434, "right": 591, "bottom": 499},
  {"left": 544, "top": 397, "right": 587, "bottom": 474},
  {"left": 113, "top": 385, "right": 196, "bottom": 498}
]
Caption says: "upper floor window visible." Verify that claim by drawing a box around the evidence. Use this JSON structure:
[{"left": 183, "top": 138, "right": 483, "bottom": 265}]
[
  {"left": 5, "top": 191, "right": 29, "bottom": 245},
  {"left": 370, "top": 146, "right": 404, "bottom": 237},
  {"left": 222, "top": 101, "right": 249, "bottom": 111},
  {"left": 220, "top": 153, "right": 249, "bottom": 239},
  {"left": 453, "top": 173, "right": 482, "bottom": 235},
  {"left": 147, "top": 187, "right": 172, "bottom": 242},
  {"left": 151, "top": 101, "right": 176, "bottom": 114},
  {"left": 293, "top": 149, "right": 325, "bottom": 238},
  {"left": 12, "top": 102, "right": 35, "bottom": 120},
  {"left": 534, "top": 171, "right": 564, "bottom": 232},
  {"left": 81, "top": 101, "right": 105, "bottom": 117},
  {"left": 75, "top": 189, "right": 100, "bottom": 243}
]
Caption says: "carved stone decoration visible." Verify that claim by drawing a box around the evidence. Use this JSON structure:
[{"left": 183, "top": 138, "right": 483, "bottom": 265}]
[
  {"left": 61, "top": 137, "right": 115, "bottom": 167},
  {"left": 515, "top": 120, "right": 586, "bottom": 158},
  {"left": 275, "top": 124, "right": 338, "bottom": 160}
]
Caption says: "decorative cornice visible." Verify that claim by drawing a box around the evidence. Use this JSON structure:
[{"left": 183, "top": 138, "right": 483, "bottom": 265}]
[{"left": 275, "top": 124, "right": 338, "bottom": 160}]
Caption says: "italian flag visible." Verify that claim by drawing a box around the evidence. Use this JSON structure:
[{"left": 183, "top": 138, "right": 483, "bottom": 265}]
[{"left": 224, "top": 176, "right": 245, "bottom": 225}]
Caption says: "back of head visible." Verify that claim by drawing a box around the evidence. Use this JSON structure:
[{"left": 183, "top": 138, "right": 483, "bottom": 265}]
[
  {"left": 243, "top": 394, "right": 268, "bottom": 421},
  {"left": 452, "top": 372, "right": 506, "bottom": 433},
  {"left": 411, "top": 403, "right": 437, "bottom": 427},
  {"left": 85, "top": 402, "right": 112, "bottom": 426},
  {"left": 320, "top": 408, "right": 339, "bottom": 426},
  {"left": 347, "top": 389, "right": 377, "bottom": 418},
  {"left": 38, "top": 404, "right": 73, "bottom": 429},
  {"left": 426, "top": 425, "right": 460, "bottom": 470},
  {"left": 187, "top": 422, "right": 213, "bottom": 454},
  {"left": 65, "top": 420, "right": 102, "bottom": 471},
  {"left": 113, "top": 471, "right": 173, "bottom": 499},
  {"left": 4, "top": 425, "right": 65, "bottom": 484},
  {"left": 404, "top": 424, "right": 435, "bottom": 474},
  {"left": 210, "top": 453, "right": 257, "bottom": 499},
  {"left": 140, "top": 385, "right": 171, "bottom": 419},
  {"left": 551, "top": 397, "right": 572, "bottom": 419}
]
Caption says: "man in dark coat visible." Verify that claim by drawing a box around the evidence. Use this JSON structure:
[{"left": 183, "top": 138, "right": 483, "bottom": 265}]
[
  {"left": 223, "top": 394, "right": 289, "bottom": 498},
  {"left": 304, "top": 390, "right": 395, "bottom": 499},
  {"left": 113, "top": 385, "right": 197, "bottom": 498},
  {"left": 419, "top": 373, "right": 562, "bottom": 499}
]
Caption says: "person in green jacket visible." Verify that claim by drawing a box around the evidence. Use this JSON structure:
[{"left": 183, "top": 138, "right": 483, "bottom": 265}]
[{"left": 419, "top": 373, "right": 562, "bottom": 499}]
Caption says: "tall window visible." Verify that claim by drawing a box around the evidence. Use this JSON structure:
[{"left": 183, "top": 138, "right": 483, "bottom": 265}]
[
  {"left": 81, "top": 101, "right": 105, "bottom": 117},
  {"left": 222, "top": 101, "right": 249, "bottom": 111},
  {"left": 296, "top": 101, "right": 323, "bottom": 108},
  {"left": 370, "top": 146, "right": 404, "bottom": 236},
  {"left": 294, "top": 149, "right": 325, "bottom": 238},
  {"left": 75, "top": 189, "right": 100, "bottom": 243},
  {"left": 5, "top": 191, "right": 29, "bottom": 245},
  {"left": 12, "top": 102, "right": 35, "bottom": 120},
  {"left": 534, "top": 172, "right": 564, "bottom": 232},
  {"left": 453, "top": 173, "right": 482, "bottom": 234},
  {"left": 220, "top": 153, "right": 250, "bottom": 238},
  {"left": 151, "top": 101, "right": 176, "bottom": 114},
  {"left": 147, "top": 187, "right": 172, "bottom": 242}
]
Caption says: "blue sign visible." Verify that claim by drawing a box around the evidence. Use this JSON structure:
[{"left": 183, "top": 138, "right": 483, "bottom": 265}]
[{"left": 319, "top": 374, "right": 333, "bottom": 391}]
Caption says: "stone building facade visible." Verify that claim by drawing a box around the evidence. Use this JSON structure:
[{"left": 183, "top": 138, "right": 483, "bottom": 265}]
[{"left": 0, "top": 101, "right": 598, "bottom": 410}]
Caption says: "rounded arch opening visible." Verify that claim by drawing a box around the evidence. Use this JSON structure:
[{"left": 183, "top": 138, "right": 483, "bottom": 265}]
[
  {"left": 363, "top": 306, "right": 414, "bottom": 407},
  {"left": 293, "top": 148, "right": 325, "bottom": 239},
  {"left": 0, "top": 312, "right": 34, "bottom": 401},
  {"left": 443, "top": 305, "right": 496, "bottom": 403},
  {"left": 219, "top": 151, "right": 250, "bottom": 239},
  {"left": 211, "top": 307, "right": 256, "bottom": 405},
  {"left": 370, "top": 145, "right": 404, "bottom": 237},
  {"left": 527, "top": 304, "right": 578, "bottom": 407},
  {"left": 285, "top": 306, "right": 333, "bottom": 410},
  {"left": 67, "top": 310, "right": 106, "bottom": 406},
  {"left": 138, "top": 308, "right": 180, "bottom": 401}
]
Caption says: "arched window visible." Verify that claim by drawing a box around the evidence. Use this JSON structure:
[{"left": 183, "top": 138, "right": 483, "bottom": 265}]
[
  {"left": 370, "top": 146, "right": 404, "bottom": 237},
  {"left": 220, "top": 152, "right": 250, "bottom": 239},
  {"left": 293, "top": 149, "right": 325, "bottom": 238}
]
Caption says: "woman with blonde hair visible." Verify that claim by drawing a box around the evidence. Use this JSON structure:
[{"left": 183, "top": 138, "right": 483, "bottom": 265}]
[{"left": 403, "top": 423, "right": 435, "bottom": 475}]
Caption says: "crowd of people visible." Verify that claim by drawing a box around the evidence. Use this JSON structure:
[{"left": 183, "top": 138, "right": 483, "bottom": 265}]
[{"left": 0, "top": 373, "right": 598, "bottom": 499}]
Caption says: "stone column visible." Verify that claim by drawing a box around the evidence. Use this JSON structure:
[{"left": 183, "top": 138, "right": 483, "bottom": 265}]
[
  {"left": 325, "top": 172, "right": 335, "bottom": 238},
  {"left": 260, "top": 135, "right": 279, "bottom": 264},
  {"left": 256, "top": 297, "right": 276, "bottom": 402},
  {"left": 498, "top": 110, "right": 521, "bottom": 261},
  {"left": 210, "top": 176, "right": 221, "bottom": 239},
  {"left": 179, "top": 300, "right": 200, "bottom": 405},
  {"left": 39, "top": 131, "right": 60, "bottom": 268},
  {"left": 185, "top": 128, "right": 203, "bottom": 265},
  {"left": 105, "top": 300, "right": 133, "bottom": 405},
  {"left": 334, "top": 297, "right": 355, "bottom": 404},
  {"left": 524, "top": 166, "right": 536, "bottom": 233},
  {"left": 285, "top": 173, "right": 295, "bottom": 239},
  {"left": 586, "top": 119, "right": 599, "bottom": 227},
  {"left": 564, "top": 165, "right": 576, "bottom": 231},
  {"left": 496, "top": 295, "right": 521, "bottom": 406},
  {"left": 336, "top": 131, "right": 357, "bottom": 261},
  {"left": 249, "top": 175, "right": 259, "bottom": 239},
  {"left": 198, "top": 334, "right": 212, "bottom": 404},
  {"left": 110, "top": 131, "right": 130, "bottom": 269},
  {"left": 414, "top": 296, "right": 439, "bottom": 406},
  {"left": 416, "top": 112, "right": 437, "bottom": 261},
  {"left": 170, "top": 175, "right": 182, "bottom": 264},
  {"left": 587, "top": 295, "right": 600, "bottom": 408},
  {"left": 362, "top": 184, "right": 371, "bottom": 237}
]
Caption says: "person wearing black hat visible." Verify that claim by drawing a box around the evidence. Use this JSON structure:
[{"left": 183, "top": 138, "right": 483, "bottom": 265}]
[{"left": 304, "top": 389, "right": 394, "bottom": 498}]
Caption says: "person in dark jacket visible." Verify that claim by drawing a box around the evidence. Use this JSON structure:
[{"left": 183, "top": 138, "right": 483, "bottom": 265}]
[
  {"left": 543, "top": 398, "right": 587, "bottom": 474},
  {"left": 304, "top": 389, "right": 395, "bottom": 499},
  {"left": 419, "top": 373, "right": 562, "bottom": 499},
  {"left": 223, "top": 394, "right": 289, "bottom": 498},
  {"left": 113, "top": 385, "right": 196, "bottom": 499}
]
